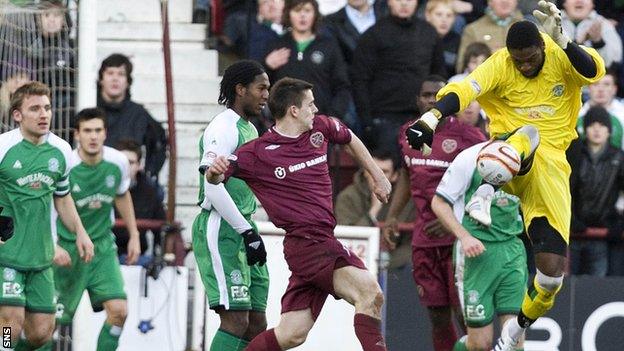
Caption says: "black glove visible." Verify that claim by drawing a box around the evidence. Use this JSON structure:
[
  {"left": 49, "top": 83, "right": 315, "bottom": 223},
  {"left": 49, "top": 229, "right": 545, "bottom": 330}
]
[
  {"left": 242, "top": 229, "right": 267, "bottom": 266},
  {"left": 405, "top": 111, "right": 439, "bottom": 155},
  {"left": 0, "top": 214, "right": 14, "bottom": 242}
]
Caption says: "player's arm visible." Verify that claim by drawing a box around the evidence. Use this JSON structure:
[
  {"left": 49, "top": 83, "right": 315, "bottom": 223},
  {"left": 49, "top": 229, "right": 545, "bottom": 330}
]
[
  {"left": 344, "top": 131, "right": 391, "bottom": 203},
  {"left": 431, "top": 195, "right": 484, "bottom": 258},
  {"left": 54, "top": 194, "right": 94, "bottom": 262},
  {"left": 114, "top": 192, "right": 141, "bottom": 265},
  {"left": 382, "top": 168, "right": 411, "bottom": 250}
]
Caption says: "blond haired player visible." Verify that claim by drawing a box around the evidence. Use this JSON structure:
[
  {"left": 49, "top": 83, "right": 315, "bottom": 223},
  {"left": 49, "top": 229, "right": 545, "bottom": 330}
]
[{"left": 405, "top": 2, "right": 605, "bottom": 350}]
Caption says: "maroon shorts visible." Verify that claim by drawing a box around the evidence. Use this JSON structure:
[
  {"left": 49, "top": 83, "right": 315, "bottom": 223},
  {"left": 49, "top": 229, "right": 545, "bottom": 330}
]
[
  {"left": 281, "top": 235, "right": 367, "bottom": 320},
  {"left": 412, "top": 245, "right": 459, "bottom": 307}
]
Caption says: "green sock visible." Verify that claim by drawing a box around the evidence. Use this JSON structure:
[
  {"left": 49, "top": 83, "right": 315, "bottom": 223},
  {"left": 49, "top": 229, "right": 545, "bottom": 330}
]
[
  {"left": 96, "top": 323, "right": 122, "bottom": 351},
  {"left": 452, "top": 336, "right": 468, "bottom": 351},
  {"left": 15, "top": 338, "right": 38, "bottom": 351},
  {"left": 210, "top": 329, "right": 247, "bottom": 351},
  {"left": 33, "top": 340, "right": 54, "bottom": 351}
]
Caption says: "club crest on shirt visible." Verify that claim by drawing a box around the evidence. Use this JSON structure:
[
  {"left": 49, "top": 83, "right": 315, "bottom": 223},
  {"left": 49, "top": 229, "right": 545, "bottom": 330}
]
[
  {"left": 468, "top": 290, "right": 480, "bottom": 304},
  {"left": 3, "top": 268, "right": 15, "bottom": 282},
  {"left": 311, "top": 51, "right": 324, "bottom": 64},
  {"left": 48, "top": 158, "right": 59, "bottom": 172},
  {"left": 106, "top": 175, "right": 115, "bottom": 188},
  {"left": 552, "top": 84, "right": 564, "bottom": 97},
  {"left": 230, "top": 269, "right": 243, "bottom": 285},
  {"left": 441, "top": 139, "right": 457, "bottom": 153},
  {"left": 274, "top": 166, "right": 286, "bottom": 179},
  {"left": 310, "top": 132, "right": 324, "bottom": 148}
]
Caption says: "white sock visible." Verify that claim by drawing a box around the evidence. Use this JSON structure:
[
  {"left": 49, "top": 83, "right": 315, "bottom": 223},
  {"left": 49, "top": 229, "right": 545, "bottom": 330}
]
[
  {"left": 110, "top": 325, "right": 123, "bottom": 337},
  {"left": 507, "top": 318, "right": 525, "bottom": 340}
]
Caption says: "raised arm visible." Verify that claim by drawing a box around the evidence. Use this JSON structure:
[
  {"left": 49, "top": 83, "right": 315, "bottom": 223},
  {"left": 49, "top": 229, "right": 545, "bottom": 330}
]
[{"left": 431, "top": 195, "right": 484, "bottom": 257}]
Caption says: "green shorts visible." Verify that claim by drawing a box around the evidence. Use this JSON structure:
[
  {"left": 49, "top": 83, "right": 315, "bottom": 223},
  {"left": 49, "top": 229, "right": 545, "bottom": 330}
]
[
  {"left": 454, "top": 237, "right": 528, "bottom": 328},
  {"left": 192, "top": 209, "right": 269, "bottom": 311},
  {"left": 55, "top": 235, "right": 126, "bottom": 324},
  {"left": 0, "top": 265, "right": 55, "bottom": 314}
]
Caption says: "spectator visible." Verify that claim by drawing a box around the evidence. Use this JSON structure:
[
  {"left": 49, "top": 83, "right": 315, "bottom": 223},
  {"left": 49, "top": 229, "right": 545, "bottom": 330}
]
[
  {"left": 351, "top": 0, "right": 446, "bottom": 153},
  {"left": 324, "top": 0, "right": 383, "bottom": 66},
  {"left": 96, "top": 53, "right": 167, "bottom": 179},
  {"left": 561, "top": 0, "right": 623, "bottom": 68},
  {"left": 457, "top": 100, "right": 489, "bottom": 137},
  {"left": 113, "top": 139, "right": 166, "bottom": 266},
  {"left": 455, "top": 0, "right": 523, "bottom": 73},
  {"left": 567, "top": 106, "right": 624, "bottom": 277},
  {"left": 449, "top": 41, "right": 491, "bottom": 82},
  {"left": 221, "top": 0, "right": 284, "bottom": 61},
  {"left": 577, "top": 69, "right": 624, "bottom": 148},
  {"left": 35, "top": 0, "right": 75, "bottom": 139},
  {"left": 425, "top": 0, "right": 461, "bottom": 77},
  {"left": 264, "top": 0, "right": 350, "bottom": 118},
  {"left": 0, "top": 69, "right": 31, "bottom": 131}
]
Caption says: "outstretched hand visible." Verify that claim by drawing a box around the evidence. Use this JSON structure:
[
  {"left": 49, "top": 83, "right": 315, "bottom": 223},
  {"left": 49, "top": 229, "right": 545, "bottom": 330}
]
[
  {"left": 533, "top": 0, "right": 570, "bottom": 48},
  {"left": 405, "top": 111, "right": 439, "bottom": 156}
]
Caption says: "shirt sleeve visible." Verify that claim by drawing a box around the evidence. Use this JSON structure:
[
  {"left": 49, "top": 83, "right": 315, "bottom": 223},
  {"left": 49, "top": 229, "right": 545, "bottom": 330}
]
[
  {"left": 224, "top": 143, "right": 257, "bottom": 182},
  {"left": 564, "top": 44, "right": 606, "bottom": 87},
  {"left": 437, "top": 51, "right": 504, "bottom": 113},
  {"left": 117, "top": 154, "right": 131, "bottom": 195},
  {"left": 435, "top": 149, "right": 476, "bottom": 205},
  {"left": 315, "top": 114, "right": 352, "bottom": 145},
  {"left": 199, "top": 119, "right": 239, "bottom": 171},
  {"left": 54, "top": 140, "right": 73, "bottom": 197}
]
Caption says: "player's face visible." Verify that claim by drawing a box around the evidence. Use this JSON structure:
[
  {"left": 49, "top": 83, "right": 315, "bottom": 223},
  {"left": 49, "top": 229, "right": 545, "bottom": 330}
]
[
  {"left": 417, "top": 81, "right": 445, "bottom": 113},
  {"left": 425, "top": 3, "right": 455, "bottom": 37},
  {"left": 289, "top": 2, "right": 315, "bottom": 33},
  {"left": 509, "top": 46, "right": 545, "bottom": 78},
  {"left": 563, "top": 0, "right": 593, "bottom": 21},
  {"left": 295, "top": 89, "right": 318, "bottom": 131},
  {"left": 457, "top": 101, "right": 482, "bottom": 126},
  {"left": 13, "top": 94, "right": 52, "bottom": 140},
  {"left": 121, "top": 150, "right": 141, "bottom": 181},
  {"left": 589, "top": 75, "right": 617, "bottom": 106},
  {"left": 100, "top": 66, "right": 129, "bottom": 102},
  {"left": 76, "top": 118, "right": 107, "bottom": 156},
  {"left": 488, "top": 0, "right": 517, "bottom": 18},
  {"left": 241, "top": 73, "right": 270, "bottom": 117},
  {"left": 585, "top": 122, "right": 610, "bottom": 146},
  {"left": 388, "top": 0, "right": 418, "bottom": 19}
]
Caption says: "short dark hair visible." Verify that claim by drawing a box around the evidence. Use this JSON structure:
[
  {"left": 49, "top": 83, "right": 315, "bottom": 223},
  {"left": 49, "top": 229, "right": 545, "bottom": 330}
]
[
  {"left": 268, "top": 77, "right": 314, "bottom": 120},
  {"left": 116, "top": 139, "right": 143, "bottom": 160},
  {"left": 421, "top": 75, "right": 447, "bottom": 89},
  {"left": 461, "top": 42, "right": 492, "bottom": 72},
  {"left": 74, "top": 108, "right": 107, "bottom": 130},
  {"left": 218, "top": 60, "right": 266, "bottom": 108},
  {"left": 370, "top": 148, "right": 396, "bottom": 168},
  {"left": 583, "top": 106, "right": 612, "bottom": 133},
  {"left": 10, "top": 81, "right": 51, "bottom": 115},
  {"left": 506, "top": 21, "right": 544, "bottom": 50},
  {"left": 282, "top": 0, "right": 321, "bottom": 34},
  {"left": 98, "top": 53, "right": 133, "bottom": 87}
]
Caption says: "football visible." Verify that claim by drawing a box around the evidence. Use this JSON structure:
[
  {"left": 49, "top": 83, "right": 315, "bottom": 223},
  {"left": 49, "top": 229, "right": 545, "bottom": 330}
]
[{"left": 476, "top": 141, "right": 521, "bottom": 186}]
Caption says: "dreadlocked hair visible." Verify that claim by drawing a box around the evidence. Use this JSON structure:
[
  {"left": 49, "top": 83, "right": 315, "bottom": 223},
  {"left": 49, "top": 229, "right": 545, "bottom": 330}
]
[{"left": 218, "top": 60, "right": 266, "bottom": 107}]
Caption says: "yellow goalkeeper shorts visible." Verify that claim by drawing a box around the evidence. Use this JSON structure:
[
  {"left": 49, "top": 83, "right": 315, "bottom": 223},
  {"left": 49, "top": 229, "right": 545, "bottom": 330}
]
[{"left": 503, "top": 144, "right": 571, "bottom": 244}]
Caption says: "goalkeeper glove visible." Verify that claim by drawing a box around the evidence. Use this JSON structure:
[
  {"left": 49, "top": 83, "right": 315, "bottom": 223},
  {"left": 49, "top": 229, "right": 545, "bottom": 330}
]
[
  {"left": 405, "top": 110, "right": 440, "bottom": 156},
  {"left": 241, "top": 229, "right": 267, "bottom": 266},
  {"left": 533, "top": 0, "right": 570, "bottom": 49}
]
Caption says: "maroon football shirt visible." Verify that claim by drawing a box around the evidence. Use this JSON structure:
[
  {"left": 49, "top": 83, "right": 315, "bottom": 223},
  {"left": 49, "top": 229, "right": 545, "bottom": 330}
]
[
  {"left": 399, "top": 117, "right": 486, "bottom": 248},
  {"left": 224, "top": 114, "right": 352, "bottom": 239}
]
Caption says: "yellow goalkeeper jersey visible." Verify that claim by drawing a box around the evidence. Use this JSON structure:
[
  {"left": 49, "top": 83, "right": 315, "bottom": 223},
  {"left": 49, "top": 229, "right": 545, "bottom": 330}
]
[{"left": 438, "top": 33, "right": 605, "bottom": 151}]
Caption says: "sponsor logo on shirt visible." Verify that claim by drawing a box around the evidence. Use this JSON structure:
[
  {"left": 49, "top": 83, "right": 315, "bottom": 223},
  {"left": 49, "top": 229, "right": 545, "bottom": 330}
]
[
  {"left": 288, "top": 155, "right": 327, "bottom": 173},
  {"left": 274, "top": 167, "right": 286, "bottom": 179},
  {"left": 75, "top": 194, "right": 114, "bottom": 209},
  {"left": 12, "top": 160, "right": 21, "bottom": 169},
  {"left": 310, "top": 132, "right": 324, "bottom": 148},
  {"left": 48, "top": 158, "right": 59, "bottom": 172},
  {"left": 16, "top": 173, "right": 54, "bottom": 188},
  {"left": 404, "top": 157, "right": 450, "bottom": 168},
  {"left": 514, "top": 105, "right": 555, "bottom": 119},
  {"left": 265, "top": 144, "right": 280, "bottom": 150},
  {"left": 441, "top": 139, "right": 457, "bottom": 153},
  {"left": 552, "top": 84, "right": 564, "bottom": 97}
]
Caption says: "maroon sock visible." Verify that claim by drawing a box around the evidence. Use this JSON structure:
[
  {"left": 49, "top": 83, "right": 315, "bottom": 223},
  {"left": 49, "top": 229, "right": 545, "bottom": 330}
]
[
  {"left": 432, "top": 323, "right": 457, "bottom": 351},
  {"left": 245, "top": 328, "right": 281, "bottom": 351},
  {"left": 354, "top": 313, "right": 387, "bottom": 351}
]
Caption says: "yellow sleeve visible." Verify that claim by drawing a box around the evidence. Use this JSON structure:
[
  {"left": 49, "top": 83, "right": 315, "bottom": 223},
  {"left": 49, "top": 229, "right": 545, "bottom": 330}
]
[
  {"left": 564, "top": 45, "right": 606, "bottom": 86},
  {"left": 437, "top": 49, "right": 505, "bottom": 112}
]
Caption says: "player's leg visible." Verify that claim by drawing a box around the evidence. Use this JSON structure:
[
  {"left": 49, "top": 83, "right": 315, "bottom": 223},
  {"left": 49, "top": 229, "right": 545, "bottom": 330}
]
[
  {"left": 333, "top": 265, "right": 387, "bottom": 351},
  {"left": 243, "top": 224, "right": 270, "bottom": 344},
  {"left": 453, "top": 324, "right": 493, "bottom": 351},
  {"left": 413, "top": 246, "right": 459, "bottom": 351},
  {"left": 468, "top": 126, "right": 540, "bottom": 226},
  {"left": 0, "top": 306, "right": 25, "bottom": 348},
  {"left": 15, "top": 268, "right": 57, "bottom": 350},
  {"left": 15, "top": 313, "right": 55, "bottom": 350},
  {"left": 192, "top": 210, "right": 254, "bottom": 350},
  {"left": 246, "top": 309, "right": 315, "bottom": 351},
  {"left": 96, "top": 299, "right": 127, "bottom": 351}
]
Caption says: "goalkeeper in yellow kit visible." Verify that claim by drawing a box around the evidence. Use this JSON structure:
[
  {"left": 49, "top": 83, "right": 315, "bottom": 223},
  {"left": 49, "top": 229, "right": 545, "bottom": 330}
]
[{"left": 406, "top": 2, "right": 605, "bottom": 350}]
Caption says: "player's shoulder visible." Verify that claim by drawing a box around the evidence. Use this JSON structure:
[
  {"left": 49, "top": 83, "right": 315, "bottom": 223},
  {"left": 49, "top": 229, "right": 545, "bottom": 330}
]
[
  {"left": 46, "top": 132, "right": 72, "bottom": 156},
  {"left": 0, "top": 129, "right": 23, "bottom": 148},
  {"left": 102, "top": 146, "right": 130, "bottom": 171},
  {"left": 204, "top": 109, "right": 240, "bottom": 132}
]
